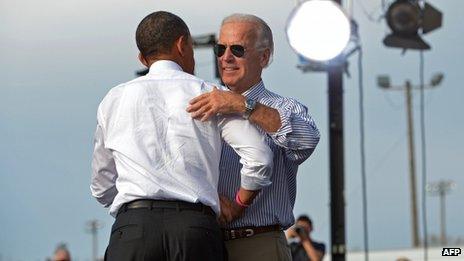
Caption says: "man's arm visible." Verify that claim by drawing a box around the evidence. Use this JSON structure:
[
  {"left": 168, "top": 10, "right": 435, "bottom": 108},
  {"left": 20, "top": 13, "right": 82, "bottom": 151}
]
[
  {"left": 267, "top": 97, "right": 320, "bottom": 164},
  {"left": 300, "top": 239, "right": 325, "bottom": 261},
  {"left": 186, "top": 88, "right": 281, "bottom": 132},
  {"left": 187, "top": 88, "right": 320, "bottom": 164},
  {"left": 287, "top": 226, "right": 325, "bottom": 261},
  {"left": 216, "top": 115, "right": 273, "bottom": 223},
  {"left": 90, "top": 116, "right": 118, "bottom": 207},
  {"left": 301, "top": 239, "right": 324, "bottom": 261}
]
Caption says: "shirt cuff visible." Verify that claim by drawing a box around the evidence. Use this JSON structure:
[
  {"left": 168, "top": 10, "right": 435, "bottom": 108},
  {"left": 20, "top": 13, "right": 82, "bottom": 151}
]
[
  {"left": 240, "top": 174, "right": 272, "bottom": 191},
  {"left": 271, "top": 106, "right": 293, "bottom": 138}
]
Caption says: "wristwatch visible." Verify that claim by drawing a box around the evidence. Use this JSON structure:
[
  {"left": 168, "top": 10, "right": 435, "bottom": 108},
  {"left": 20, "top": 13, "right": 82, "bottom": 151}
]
[{"left": 243, "top": 98, "right": 256, "bottom": 120}]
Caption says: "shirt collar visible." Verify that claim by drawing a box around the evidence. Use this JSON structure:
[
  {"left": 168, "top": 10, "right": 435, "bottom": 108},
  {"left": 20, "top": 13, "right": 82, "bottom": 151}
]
[
  {"left": 148, "top": 60, "right": 184, "bottom": 74},
  {"left": 241, "top": 80, "right": 266, "bottom": 100}
]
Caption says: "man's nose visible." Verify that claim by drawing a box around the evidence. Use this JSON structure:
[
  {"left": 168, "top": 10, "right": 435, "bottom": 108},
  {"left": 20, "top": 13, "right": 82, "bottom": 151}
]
[{"left": 221, "top": 47, "right": 235, "bottom": 62}]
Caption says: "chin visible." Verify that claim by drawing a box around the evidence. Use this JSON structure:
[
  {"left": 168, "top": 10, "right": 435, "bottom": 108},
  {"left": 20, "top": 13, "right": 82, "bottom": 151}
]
[{"left": 221, "top": 78, "right": 236, "bottom": 87}]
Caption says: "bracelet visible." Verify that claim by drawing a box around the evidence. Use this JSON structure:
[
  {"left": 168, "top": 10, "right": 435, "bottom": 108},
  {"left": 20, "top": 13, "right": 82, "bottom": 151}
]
[{"left": 235, "top": 192, "right": 250, "bottom": 208}]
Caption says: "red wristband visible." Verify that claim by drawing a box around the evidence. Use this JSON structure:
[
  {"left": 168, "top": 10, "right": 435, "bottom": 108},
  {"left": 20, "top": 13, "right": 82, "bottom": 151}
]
[{"left": 235, "top": 192, "right": 250, "bottom": 208}]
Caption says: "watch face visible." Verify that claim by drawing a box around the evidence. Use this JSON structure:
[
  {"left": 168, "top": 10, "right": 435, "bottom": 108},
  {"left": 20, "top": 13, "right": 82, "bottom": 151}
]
[
  {"left": 243, "top": 98, "right": 256, "bottom": 119},
  {"left": 246, "top": 98, "right": 256, "bottom": 109}
]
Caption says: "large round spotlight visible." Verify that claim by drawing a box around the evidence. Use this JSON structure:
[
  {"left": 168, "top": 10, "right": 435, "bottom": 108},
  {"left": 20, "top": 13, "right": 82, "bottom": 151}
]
[
  {"left": 386, "top": 0, "right": 421, "bottom": 36},
  {"left": 286, "top": 0, "right": 351, "bottom": 61}
]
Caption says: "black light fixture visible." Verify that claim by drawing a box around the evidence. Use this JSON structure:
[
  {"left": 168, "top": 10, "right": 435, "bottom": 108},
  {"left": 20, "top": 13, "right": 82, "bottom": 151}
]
[{"left": 383, "top": 0, "right": 442, "bottom": 50}]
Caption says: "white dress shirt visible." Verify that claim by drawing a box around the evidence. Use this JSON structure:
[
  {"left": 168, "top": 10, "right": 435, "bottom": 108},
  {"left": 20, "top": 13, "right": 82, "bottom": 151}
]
[{"left": 91, "top": 60, "right": 273, "bottom": 217}]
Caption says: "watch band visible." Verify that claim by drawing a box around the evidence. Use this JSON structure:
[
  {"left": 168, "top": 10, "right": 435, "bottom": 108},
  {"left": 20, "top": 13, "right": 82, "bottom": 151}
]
[{"left": 243, "top": 98, "right": 256, "bottom": 119}]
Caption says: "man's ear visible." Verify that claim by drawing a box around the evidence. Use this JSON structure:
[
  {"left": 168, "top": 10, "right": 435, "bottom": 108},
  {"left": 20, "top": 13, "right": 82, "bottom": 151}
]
[
  {"left": 138, "top": 53, "right": 149, "bottom": 67},
  {"left": 175, "top": 35, "right": 188, "bottom": 57},
  {"left": 260, "top": 48, "right": 271, "bottom": 67}
]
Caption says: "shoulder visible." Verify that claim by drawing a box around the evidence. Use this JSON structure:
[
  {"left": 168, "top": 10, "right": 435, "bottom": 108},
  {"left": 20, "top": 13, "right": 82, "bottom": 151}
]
[
  {"left": 97, "top": 76, "right": 150, "bottom": 115},
  {"left": 98, "top": 82, "right": 128, "bottom": 112},
  {"left": 312, "top": 241, "right": 326, "bottom": 252},
  {"left": 200, "top": 80, "right": 229, "bottom": 93}
]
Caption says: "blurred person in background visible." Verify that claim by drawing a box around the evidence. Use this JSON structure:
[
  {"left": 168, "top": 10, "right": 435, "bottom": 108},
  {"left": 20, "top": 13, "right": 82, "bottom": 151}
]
[
  {"left": 286, "top": 215, "right": 325, "bottom": 261},
  {"left": 51, "top": 243, "right": 71, "bottom": 261}
]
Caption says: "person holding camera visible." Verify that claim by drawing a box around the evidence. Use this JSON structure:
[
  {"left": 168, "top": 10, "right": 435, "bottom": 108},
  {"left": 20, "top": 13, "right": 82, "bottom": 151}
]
[{"left": 286, "top": 215, "right": 326, "bottom": 261}]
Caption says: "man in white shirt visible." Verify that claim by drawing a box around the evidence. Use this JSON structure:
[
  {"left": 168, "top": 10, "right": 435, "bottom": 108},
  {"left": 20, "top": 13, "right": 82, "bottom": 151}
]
[{"left": 90, "top": 11, "right": 273, "bottom": 261}]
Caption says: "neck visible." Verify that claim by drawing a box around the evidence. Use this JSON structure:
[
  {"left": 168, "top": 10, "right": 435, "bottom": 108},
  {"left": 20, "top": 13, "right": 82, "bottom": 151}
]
[{"left": 146, "top": 54, "right": 183, "bottom": 70}]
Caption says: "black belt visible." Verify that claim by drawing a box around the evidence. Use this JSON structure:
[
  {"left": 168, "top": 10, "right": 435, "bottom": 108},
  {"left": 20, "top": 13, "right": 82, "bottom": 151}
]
[
  {"left": 117, "top": 199, "right": 216, "bottom": 217},
  {"left": 222, "top": 225, "right": 282, "bottom": 241}
]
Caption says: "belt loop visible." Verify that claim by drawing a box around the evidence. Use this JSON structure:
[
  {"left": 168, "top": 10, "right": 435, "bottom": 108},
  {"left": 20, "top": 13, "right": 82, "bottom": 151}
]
[
  {"left": 149, "top": 201, "right": 153, "bottom": 210},
  {"left": 176, "top": 202, "right": 180, "bottom": 212}
]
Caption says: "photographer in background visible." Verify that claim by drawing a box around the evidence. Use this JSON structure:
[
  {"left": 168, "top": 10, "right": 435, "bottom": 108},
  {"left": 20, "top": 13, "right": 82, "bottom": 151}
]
[{"left": 286, "top": 215, "right": 326, "bottom": 261}]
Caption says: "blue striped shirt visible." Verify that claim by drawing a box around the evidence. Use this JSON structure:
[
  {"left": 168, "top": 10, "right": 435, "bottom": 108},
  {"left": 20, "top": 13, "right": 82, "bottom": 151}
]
[{"left": 218, "top": 80, "right": 320, "bottom": 229}]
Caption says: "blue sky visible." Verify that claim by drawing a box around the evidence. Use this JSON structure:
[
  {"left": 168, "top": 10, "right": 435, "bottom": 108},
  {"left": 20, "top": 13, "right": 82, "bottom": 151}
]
[{"left": 1, "top": 0, "right": 463, "bottom": 260}]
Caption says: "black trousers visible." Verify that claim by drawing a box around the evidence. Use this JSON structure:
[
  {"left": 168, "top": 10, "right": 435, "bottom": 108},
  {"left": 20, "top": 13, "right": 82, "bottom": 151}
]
[{"left": 104, "top": 202, "right": 226, "bottom": 261}]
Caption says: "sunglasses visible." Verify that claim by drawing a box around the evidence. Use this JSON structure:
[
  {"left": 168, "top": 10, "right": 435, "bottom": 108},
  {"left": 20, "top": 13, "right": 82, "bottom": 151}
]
[{"left": 213, "top": 44, "right": 246, "bottom": 58}]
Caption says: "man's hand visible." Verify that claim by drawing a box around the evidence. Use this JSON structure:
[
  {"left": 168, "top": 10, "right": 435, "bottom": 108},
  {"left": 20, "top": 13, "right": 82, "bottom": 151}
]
[
  {"left": 297, "top": 226, "right": 310, "bottom": 242},
  {"left": 186, "top": 87, "right": 245, "bottom": 121},
  {"left": 286, "top": 227, "right": 299, "bottom": 239},
  {"left": 218, "top": 195, "right": 245, "bottom": 225},
  {"left": 287, "top": 225, "right": 310, "bottom": 241}
]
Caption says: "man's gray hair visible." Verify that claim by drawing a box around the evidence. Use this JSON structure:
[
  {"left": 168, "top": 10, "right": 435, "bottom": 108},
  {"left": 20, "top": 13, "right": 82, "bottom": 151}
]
[{"left": 221, "top": 13, "right": 274, "bottom": 66}]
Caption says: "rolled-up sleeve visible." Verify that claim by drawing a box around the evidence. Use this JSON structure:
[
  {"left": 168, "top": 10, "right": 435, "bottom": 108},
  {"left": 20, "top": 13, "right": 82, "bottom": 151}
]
[
  {"left": 90, "top": 110, "right": 118, "bottom": 207},
  {"left": 218, "top": 116, "right": 273, "bottom": 190},
  {"left": 270, "top": 98, "right": 320, "bottom": 165}
]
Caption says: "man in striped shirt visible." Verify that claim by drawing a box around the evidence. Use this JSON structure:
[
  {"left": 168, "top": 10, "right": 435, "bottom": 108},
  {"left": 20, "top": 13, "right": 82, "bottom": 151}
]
[{"left": 187, "top": 13, "right": 320, "bottom": 261}]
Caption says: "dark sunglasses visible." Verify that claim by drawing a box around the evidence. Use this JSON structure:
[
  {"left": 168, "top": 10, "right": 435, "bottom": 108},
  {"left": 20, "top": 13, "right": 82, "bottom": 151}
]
[{"left": 213, "top": 44, "right": 246, "bottom": 58}]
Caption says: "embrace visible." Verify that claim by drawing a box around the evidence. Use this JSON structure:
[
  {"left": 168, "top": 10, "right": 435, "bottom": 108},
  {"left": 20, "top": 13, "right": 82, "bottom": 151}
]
[{"left": 91, "top": 11, "right": 319, "bottom": 261}]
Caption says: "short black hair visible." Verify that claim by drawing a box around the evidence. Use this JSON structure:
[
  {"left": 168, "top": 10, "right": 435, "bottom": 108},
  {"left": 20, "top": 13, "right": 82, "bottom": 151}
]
[
  {"left": 135, "top": 11, "right": 190, "bottom": 59},
  {"left": 297, "top": 215, "right": 313, "bottom": 227}
]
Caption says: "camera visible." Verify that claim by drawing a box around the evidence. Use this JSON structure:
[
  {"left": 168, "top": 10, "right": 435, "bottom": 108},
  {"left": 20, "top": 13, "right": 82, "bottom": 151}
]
[{"left": 294, "top": 225, "right": 305, "bottom": 236}]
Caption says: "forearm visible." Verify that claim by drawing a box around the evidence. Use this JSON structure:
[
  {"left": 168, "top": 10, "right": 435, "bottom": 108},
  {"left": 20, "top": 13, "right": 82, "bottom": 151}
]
[
  {"left": 219, "top": 116, "right": 273, "bottom": 190},
  {"left": 215, "top": 93, "right": 280, "bottom": 132},
  {"left": 91, "top": 159, "right": 118, "bottom": 207},
  {"left": 301, "top": 240, "right": 323, "bottom": 261},
  {"left": 91, "top": 185, "right": 117, "bottom": 207},
  {"left": 249, "top": 103, "right": 281, "bottom": 133},
  {"left": 91, "top": 123, "right": 118, "bottom": 207},
  {"left": 237, "top": 187, "right": 260, "bottom": 206}
]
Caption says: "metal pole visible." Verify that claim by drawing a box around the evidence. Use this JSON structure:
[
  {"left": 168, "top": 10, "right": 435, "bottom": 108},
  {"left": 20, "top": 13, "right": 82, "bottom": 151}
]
[
  {"left": 439, "top": 187, "right": 446, "bottom": 245},
  {"left": 91, "top": 220, "right": 98, "bottom": 261},
  {"left": 405, "top": 81, "right": 420, "bottom": 247},
  {"left": 328, "top": 63, "right": 346, "bottom": 261},
  {"left": 87, "top": 220, "right": 101, "bottom": 261},
  {"left": 428, "top": 180, "right": 454, "bottom": 246},
  {"left": 328, "top": 2, "right": 345, "bottom": 261}
]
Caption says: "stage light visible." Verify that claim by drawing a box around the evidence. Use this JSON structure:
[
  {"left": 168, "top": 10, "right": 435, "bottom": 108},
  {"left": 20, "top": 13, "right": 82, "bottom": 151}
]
[
  {"left": 383, "top": 0, "right": 442, "bottom": 50},
  {"left": 430, "top": 73, "right": 444, "bottom": 87},
  {"left": 377, "top": 75, "right": 391, "bottom": 89},
  {"left": 286, "top": 0, "right": 351, "bottom": 61}
]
